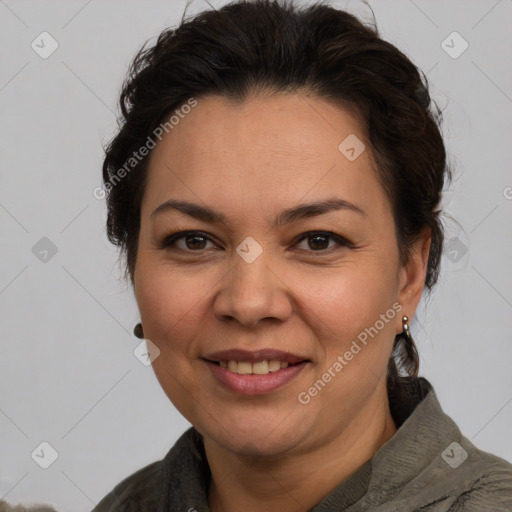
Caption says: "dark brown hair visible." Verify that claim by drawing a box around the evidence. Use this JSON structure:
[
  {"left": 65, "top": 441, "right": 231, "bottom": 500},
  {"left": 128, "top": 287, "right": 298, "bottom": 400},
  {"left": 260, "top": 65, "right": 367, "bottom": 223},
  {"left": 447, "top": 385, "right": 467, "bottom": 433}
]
[{"left": 102, "top": 0, "right": 451, "bottom": 398}]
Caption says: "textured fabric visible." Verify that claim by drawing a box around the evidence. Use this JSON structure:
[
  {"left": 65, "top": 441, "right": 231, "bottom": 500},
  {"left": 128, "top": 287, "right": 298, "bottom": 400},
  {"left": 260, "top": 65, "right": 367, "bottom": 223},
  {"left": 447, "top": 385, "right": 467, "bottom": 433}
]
[{"left": 92, "top": 377, "right": 512, "bottom": 511}]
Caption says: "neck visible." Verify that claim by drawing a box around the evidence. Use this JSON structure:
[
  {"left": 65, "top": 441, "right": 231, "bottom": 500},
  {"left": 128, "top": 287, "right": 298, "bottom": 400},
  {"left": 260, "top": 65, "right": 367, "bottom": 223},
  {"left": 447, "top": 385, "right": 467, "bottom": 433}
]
[{"left": 206, "top": 387, "right": 397, "bottom": 512}]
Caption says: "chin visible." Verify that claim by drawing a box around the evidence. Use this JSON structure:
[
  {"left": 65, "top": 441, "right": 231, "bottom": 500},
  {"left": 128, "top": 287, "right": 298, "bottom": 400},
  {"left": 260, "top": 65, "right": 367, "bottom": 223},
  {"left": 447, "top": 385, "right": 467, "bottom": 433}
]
[
  {"left": 199, "top": 408, "right": 309, "bottom": 457},
  {"left": 217, "top": 431, "right": 301, "bottom": 458}
]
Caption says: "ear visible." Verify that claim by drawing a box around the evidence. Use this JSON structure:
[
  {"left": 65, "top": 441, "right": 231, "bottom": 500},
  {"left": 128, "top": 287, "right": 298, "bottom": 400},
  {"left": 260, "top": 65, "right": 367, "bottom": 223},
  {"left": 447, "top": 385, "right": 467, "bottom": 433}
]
[{"left": 396, "top": 225, "right": 431, "bottom": 334}]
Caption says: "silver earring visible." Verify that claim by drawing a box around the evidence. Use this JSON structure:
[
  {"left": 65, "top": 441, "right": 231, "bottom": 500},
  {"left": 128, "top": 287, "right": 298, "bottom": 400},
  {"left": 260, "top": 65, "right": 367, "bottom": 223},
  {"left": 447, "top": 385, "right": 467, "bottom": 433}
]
[{"left": 402, "top": 315, "right": 414, "bottom": 345}]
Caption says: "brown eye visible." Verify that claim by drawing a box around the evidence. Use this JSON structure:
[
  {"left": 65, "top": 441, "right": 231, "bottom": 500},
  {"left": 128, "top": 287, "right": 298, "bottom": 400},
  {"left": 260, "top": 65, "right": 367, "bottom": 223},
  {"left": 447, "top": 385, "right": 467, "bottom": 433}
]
[
  {"left": 307, "top": 234, "right": 330, "bottom": 250},
  {"left": 161, "top": 231, "right": 216, "bottom": 251},
  {"left": 295, "top": 231, "right": 350, "bottom": 253},
  {"left": 185, "top": 234, "right": 207, "bottom": 250}
]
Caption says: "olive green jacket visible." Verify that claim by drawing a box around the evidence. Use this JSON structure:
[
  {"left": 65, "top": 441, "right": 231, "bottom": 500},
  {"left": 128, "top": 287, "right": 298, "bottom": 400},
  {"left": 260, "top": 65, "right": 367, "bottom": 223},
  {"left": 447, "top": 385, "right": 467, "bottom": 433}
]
[{"left": 92, "top": 377, "right": 512, "bottom": 511}]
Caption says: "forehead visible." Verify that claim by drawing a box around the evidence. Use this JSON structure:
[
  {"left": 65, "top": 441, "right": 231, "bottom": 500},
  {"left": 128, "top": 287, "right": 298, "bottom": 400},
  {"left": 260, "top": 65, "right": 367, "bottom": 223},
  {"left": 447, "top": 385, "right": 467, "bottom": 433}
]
[{"left": 142, "top": 93, "right": 390, "bottom": 224}]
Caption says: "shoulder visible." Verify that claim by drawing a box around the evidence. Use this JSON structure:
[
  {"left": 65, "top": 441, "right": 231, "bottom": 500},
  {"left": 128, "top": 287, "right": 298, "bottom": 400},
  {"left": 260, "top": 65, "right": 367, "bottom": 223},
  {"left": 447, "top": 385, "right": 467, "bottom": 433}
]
[
  {"left": 91, "top": 427, "right": 206, "bottom": 512},
  {"left": 92, "top": 459, "right": 164, "bottom": 512},
  {"left": 448, "top": 445, "right": 512, "bottom": 511},
  {"left": 376, "top": 378, "right": 512, "bottom": 511}
]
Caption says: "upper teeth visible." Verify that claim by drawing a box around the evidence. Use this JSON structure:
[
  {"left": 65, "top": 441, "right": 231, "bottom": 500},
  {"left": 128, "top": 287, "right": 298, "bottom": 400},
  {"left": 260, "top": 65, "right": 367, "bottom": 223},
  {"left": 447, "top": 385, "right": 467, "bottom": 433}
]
[{"left": 219, "top": 360, "right": 289, "bottom": 374}]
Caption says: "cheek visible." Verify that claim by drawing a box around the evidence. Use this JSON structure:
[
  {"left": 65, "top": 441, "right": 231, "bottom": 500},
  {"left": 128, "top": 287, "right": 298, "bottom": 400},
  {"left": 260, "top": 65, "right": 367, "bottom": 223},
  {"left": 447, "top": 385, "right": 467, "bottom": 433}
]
[
  {"left": 133, "top": 260, "right": 214, "bottom": 416},
  {"left": 296, "top": 258, "right": 399, "bottom": 366},
  {"left": 134, "top": 260, "right": 214, "bottom": 353}
]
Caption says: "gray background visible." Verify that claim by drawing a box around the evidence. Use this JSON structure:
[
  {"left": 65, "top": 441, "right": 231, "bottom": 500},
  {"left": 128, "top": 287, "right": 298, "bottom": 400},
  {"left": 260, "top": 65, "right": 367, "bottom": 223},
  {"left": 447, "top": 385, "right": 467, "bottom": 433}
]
[{"left": 0, "top": 0, "right": 511, "bottom": 509}]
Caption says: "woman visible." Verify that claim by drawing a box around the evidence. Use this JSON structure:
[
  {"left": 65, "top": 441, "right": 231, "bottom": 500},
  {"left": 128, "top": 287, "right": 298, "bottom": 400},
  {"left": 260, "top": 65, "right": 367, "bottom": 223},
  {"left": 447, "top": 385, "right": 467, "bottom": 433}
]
[{"left": 91, "top": 0, "right": 512, "bottom": 510}]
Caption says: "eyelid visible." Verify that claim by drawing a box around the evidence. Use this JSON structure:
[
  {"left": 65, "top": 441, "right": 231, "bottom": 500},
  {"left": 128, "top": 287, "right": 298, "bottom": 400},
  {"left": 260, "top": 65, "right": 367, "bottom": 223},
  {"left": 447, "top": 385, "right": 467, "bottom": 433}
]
[{"left": 160, "top": 230, "right": 352, "bottom": 252}]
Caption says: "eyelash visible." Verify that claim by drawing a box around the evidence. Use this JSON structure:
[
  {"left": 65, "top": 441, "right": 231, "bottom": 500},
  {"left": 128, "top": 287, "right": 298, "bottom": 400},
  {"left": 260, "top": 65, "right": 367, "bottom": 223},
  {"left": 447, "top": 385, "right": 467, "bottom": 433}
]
[{"left": 160, "top": 230, "right": 352, "bottom": 254}]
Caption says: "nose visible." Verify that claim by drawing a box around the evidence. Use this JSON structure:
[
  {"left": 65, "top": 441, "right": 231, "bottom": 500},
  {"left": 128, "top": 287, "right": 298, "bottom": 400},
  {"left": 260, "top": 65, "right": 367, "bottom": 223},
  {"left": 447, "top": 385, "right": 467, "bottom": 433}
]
[{"left": 212, "top": 249, "right": 293, "bottom": 329}]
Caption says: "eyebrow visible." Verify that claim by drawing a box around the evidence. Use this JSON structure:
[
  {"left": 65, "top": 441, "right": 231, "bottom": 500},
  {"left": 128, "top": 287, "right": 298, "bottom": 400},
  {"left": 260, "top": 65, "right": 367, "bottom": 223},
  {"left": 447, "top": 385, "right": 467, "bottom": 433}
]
[{"left": 150, "top": 197, "right": 367, "bottom": 228}]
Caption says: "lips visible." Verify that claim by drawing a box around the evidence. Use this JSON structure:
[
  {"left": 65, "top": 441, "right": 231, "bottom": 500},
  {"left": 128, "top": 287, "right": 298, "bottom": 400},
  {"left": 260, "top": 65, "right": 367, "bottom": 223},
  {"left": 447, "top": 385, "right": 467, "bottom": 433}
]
[{"left": 203, "top": 349, "right": 310, "bottom": 395}]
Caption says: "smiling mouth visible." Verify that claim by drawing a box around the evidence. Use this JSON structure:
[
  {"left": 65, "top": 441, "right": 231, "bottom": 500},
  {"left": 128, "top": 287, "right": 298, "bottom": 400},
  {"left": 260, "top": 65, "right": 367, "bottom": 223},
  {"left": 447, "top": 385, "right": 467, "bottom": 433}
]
[{"left": 204, "top": 353, "right": 310, "bottom": 394}]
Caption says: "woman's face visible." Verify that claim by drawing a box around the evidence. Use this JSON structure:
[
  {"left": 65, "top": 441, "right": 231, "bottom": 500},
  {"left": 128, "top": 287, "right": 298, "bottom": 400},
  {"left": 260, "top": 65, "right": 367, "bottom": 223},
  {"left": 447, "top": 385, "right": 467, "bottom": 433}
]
[{"left": 134, "top": 93, "right": 427, "bottom": 457}]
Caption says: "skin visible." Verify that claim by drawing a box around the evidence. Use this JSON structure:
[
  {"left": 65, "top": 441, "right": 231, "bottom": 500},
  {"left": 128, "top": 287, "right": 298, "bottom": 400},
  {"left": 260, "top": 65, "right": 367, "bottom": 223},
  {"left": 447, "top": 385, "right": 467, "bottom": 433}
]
[{"left": 133, "top": 91, "right": 431, "bottom": 512}]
